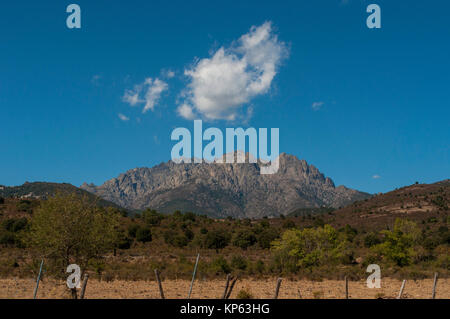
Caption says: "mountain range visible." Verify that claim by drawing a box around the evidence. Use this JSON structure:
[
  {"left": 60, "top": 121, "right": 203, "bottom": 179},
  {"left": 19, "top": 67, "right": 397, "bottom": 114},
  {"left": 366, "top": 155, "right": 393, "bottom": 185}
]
[{"left": 80, "top": 153, "right": 370, "bottom": 218}]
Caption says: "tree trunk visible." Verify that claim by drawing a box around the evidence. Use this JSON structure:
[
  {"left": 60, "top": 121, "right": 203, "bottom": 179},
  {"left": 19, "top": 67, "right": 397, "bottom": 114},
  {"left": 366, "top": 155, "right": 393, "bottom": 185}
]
[{"left": 71, "top": 287, "right": 78, "bottom": 299}]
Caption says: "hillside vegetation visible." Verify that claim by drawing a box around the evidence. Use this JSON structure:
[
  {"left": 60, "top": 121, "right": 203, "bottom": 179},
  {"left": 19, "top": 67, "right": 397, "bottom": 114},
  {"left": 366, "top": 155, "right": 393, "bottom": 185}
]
[{"left": 0, "top": 180, "right": 448, "bottom": 282}]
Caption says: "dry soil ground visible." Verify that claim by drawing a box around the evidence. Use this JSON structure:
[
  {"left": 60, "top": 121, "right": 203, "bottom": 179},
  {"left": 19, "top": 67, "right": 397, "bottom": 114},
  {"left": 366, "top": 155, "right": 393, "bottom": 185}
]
[{"left": 0, "top": 278, "right": 448, "bottom": 299}]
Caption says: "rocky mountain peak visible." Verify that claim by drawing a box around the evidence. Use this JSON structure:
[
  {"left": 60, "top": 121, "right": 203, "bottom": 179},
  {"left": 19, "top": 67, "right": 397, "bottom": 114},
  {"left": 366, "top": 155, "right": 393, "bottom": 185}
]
[{"left": 81, "top": 153, "right": 370, "bottom": 218}]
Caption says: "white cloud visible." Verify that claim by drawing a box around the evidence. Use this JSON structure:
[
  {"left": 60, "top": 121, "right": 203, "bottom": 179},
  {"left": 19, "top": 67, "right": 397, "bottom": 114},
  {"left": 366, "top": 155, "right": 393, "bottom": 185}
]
[
  {"left": 118, "top": 113, "right": 130, "bottom": 121},
  {"left": 372, "top": 174, "right": 381, "bottom": 179},
  {"left": 122, "top": 77, "right": 168, "bottom": 113},
  {"left": 177, "top": 103, "right": 195, "bottom": 120},
  {"left": 312, "top": 101, "right": 324, "bottom": 111},
  {"left": 164, "top": 70, "right": 175, "bottom": 78},
  {"left": 179, "top": 21, "right": 288, "bottom": 121}
]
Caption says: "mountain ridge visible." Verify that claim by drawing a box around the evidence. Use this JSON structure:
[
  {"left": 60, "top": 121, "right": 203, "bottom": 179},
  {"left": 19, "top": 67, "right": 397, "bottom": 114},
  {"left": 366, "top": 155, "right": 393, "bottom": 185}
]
[{"left": 81, "top": 153, "right": 371, "bottom": 218}]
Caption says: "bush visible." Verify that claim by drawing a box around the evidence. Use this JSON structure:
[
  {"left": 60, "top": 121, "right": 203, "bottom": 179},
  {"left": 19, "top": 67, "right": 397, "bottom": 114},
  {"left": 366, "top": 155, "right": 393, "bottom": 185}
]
[
  {"left": 142, "top": 209, "right": 163, "bottom": 225},
  {"left": 16, "top": 200, "right": 32, "bottom": 213},
  {"left": 163, "top": 230, "right": 188, "bottom": 248},
  {"left": 115, "top": 230, "right": 133, "bottom": 249},
  {"left": 255, "top": 260, "right": 265, "bottom": 273},
  {"left": 183, "top": 228, "right": 194, "bottom": 241},
  {"left": 2, "top": 218, "right": 28, "bottom": 233},
  {"left": 136, "top": 227, "right": 152, "bottom": 243},
  {"left": 127, "top": 224, "right": 139, "bottom": 238},
  {"left": 256, "top": 228, "right": 279, "bottom": 249},
  {"left": 0, "top": 197, "right": 4, "bottom": 205},
  {"left": 231, "top": 256, "right": 247, "bottom": 270},
  {"left": 210, "top": 256, "right": 231, "bottom": 274},
  {"left": 232, "top": 230, "right": 256, "bottom": 249},
  {"left": 372, "top": 219, "right": 420, "bottom": 266},
  {"left": 364, "top": 233, "right": 381, "bottom": 248},
  {"left": 0, "top": 232, "right": 16, "bottom": 245},
  {"left": 236, "top": 288, "right": 253, "bottom": 299},
  {"left": 204, "top": 229, "right": 230, "bottom": 250},
  {"left": 271, "top": 224, "right": 346, "bottom": 269},
  {"left": 282, "top": 220, "right": 296, "bottom": 229}
]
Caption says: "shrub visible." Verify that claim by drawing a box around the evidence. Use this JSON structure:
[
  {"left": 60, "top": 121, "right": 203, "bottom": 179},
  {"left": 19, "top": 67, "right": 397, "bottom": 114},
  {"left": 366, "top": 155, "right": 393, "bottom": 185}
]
[
  {"left": 127, "top": 224, "right": 139, "bottom": 238},
  {"left": 236, "top": 288, "right": 253, "bottom": 299},
  {"left": 182, "top": 212, "right": 197, "bottom": 222},
  {"left": 210, "top": 256, "right": 231, "bottom": 274},
  {"left": 116, "top": 231, "right": 133, "bottom": 249},
  {"left": 282, "top": 220, "right": 296, "bottom": 229},
  {"left": 0, "top": 197, "right": 4, "bottom": 205},
  {"left": 183, "top": 228, "right": 194, "bottom": 241},
  {"left": 254, "top": 260, "right": 265, "bottom": 273},
  {"left": 163, "top": 230, "right": 188, "bottom": 248},
  {"left": 16, "top": 200, "right": 32, "bottom": 213},
  {"left": 232, "top": 230, "right": 256, "bottom": 249},
  {"left": 231, "top": 256, "right": 247, "bottom": 270},
  {"left": 364, "top": 232, "right": 381, "bottom": 248},
  {"left": 136, "top": 227, "right": 152, "bottom": 243},
  {"left": 256, "top": 228, "right": 279, "bottom": 249},
  {"left": 11, "top": 218, "right": 28, "bottom": 232},
  {"left": 142, "top": 209, "right": 163, "bottom": 225},
  {"left": 204, "top": 229, "right": 230, "bottom": 250},
  {"left": 372, "top": 218, "right": 420, "bottom": 266},
  {"left": 271, "top": 224, "right": 346, "bottom": 269},
  {"left": 0, "top": 232, "right": 16, "bottom": 245}
]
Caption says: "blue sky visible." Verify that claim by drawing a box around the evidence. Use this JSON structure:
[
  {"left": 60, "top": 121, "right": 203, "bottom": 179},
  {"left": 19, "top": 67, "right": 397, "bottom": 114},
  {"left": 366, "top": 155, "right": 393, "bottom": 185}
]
[{"left": 1, "top": 0, "right": 449, "bottom": 194}]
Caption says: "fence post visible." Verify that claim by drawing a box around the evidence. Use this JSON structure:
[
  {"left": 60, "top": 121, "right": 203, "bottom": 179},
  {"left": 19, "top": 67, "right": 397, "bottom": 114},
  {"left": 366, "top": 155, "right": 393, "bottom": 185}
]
[
  {"left": 33, "top": 260, "right": 44, "bottom": 299},
  {"left": 397, "top": 280, "right": 406, "bottom": 299},
  {"left": 432, "top": 273, "right": 438, "bottom": 299},
  {"left": 80, "top": 273, "right": 89, "bottom": 299},
  {"left": 274, "top": 278, "right": 282, "bottom": 299},
  {"left": 222, "top": 274, "right": 231, "bottom": 299},
  {"left": 155, "top": 269, "right": 165, "bottom": 299},
  {"left": 226, "top": 276, "right": 238, "bottom": 299},
  {"left": 188, "top": 253, "right": 200, "bottom": 299}
]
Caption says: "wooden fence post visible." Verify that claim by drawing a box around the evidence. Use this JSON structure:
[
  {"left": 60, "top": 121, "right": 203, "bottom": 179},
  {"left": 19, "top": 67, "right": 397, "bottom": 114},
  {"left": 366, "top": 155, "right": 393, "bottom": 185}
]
[
  {"left": 154, "top": 269, "right": 165, "bottom": 299},
  {"left": 80, "top": 273, "right": 89, "bottom": 299},
  {"left": 274, "top": 278, "right": 282, "bottom": 299},
  {"left": 33, "top": 260, "right": 44, "bottom": 299},
  {"left": 225, "top": 276, "right": 238, "bottom": 299},
  {"left": 432, "top": 273, "right": 438, "bottom": 299},
  {"left": 222, "top": 274, "right": 231, "bottom": 299},
  {"left": 397, "top": 280, "right": 406, "bottom": 299},
  {"left": 188, "top": 253, "right": 200, "bottom": 299}
]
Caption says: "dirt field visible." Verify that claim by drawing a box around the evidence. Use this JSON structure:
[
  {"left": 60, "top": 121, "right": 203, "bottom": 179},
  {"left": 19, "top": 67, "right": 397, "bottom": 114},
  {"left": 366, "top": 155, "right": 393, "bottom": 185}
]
[{"left": 0, "top": 277, "right": 448, "bottom": 299}]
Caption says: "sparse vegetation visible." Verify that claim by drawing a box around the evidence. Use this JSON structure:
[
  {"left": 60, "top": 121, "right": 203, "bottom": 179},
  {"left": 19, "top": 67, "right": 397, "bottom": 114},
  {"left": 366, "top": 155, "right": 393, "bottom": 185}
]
[{"left": 0, "top": 180, "right": 448, "bottom": 282}]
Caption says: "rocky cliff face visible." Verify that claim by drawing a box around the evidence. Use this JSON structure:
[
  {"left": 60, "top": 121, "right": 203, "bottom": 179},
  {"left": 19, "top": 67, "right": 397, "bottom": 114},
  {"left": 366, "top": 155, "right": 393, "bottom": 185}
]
[{"left": 81, "top": 153, "right": 370, "bottom": 218}]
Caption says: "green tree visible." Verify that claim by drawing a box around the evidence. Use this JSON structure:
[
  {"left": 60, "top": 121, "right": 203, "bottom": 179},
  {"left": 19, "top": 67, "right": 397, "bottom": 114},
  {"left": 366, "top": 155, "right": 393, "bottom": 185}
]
[
  {"left": 271, "top": 224, "right": 345, "bottom": 269},
  {"left": 282, "top": 220, "right": 296, "bottom": 229},
  {"left": 27, "top": 193, "right": 120, "bottom": 278},
  {"left": 232, "top": 230, "right": 256, "bottom": 249},
  {"left": 204, "top": 229, "right": 230, "bottom": 250},
  {"left": 142, "top": 209, "right": 163, "bottom": 225},
  {"left": 256, "top": 228, "right": 279, "bottom": 249},
  {"left": 136, "top": 227, "right": 152, "bottom": 243},
  {"left": 372, "top": 218, "right": 421, "bottom": 266}
]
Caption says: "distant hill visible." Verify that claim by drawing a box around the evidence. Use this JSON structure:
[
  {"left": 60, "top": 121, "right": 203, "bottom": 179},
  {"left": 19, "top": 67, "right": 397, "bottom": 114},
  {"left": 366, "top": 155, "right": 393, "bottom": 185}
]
[
  {"left": 0, "top": 182, "right": 124, "bottom": 210},
  {"left": 81, "top": 153, "right": 371, "bottom": 218},
  {"left": 325, "top": 179, "right": 450, "bottom": 230}
]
